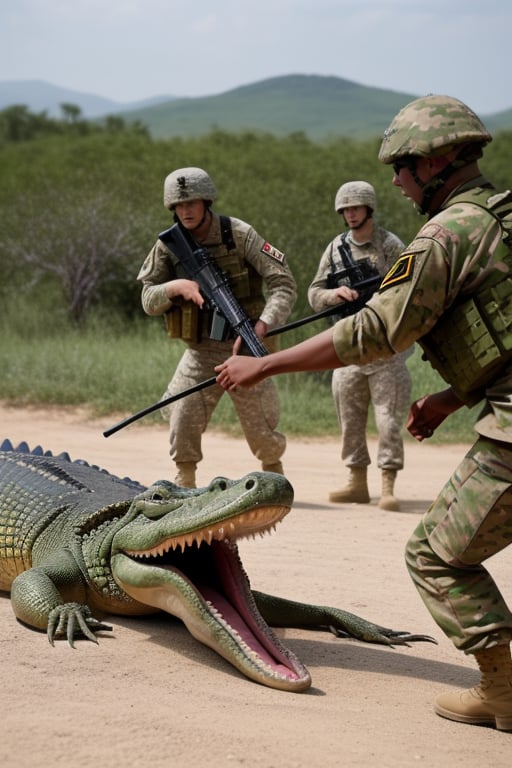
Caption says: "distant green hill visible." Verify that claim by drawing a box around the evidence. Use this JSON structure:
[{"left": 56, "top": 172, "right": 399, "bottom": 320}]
[
  {"left": 3, "top": 74, "right": 511, "bottom": 141},
  {"left": 486, "top": 108, "right": 512, "bottom": 134},
  {"left": 114, "top": 74, "right": 416, "bottom": 141},
  {"left": 114, "top": 74, "right": 512, "bottom": 141}
]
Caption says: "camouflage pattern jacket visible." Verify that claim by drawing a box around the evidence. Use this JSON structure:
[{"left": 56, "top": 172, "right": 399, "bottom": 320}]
[
  {"left": 137, "top": 212, "right": 297, "bottom": 335},
  {"left": 332, "top": 176, "right": 512, "bottom": 442}
]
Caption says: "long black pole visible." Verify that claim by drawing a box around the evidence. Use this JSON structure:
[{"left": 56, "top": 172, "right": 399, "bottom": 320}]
[
  {"left": 102, "top": 275, "right": 380, "bottom": 438},
  {"left": 102, "top": 377, "right": 217, "bottom": 437}
]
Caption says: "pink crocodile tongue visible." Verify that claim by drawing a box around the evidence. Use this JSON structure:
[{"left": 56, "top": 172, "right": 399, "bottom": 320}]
[{"left": 200, "top": 585, "right": 300, "bottom": 680}]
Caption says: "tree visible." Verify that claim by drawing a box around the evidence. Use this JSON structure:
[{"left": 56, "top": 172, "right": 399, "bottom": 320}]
[
  {"left": 2, "top": 184, "right": 145, "bottom": 323},
  {"left": 60, "top": 103, "right": 82, "bottom": 124}
]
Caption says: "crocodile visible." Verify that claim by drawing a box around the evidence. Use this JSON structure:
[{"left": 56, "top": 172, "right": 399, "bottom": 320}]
[{"left": 0, "top": 440, "right": 434, "bottom": 692}]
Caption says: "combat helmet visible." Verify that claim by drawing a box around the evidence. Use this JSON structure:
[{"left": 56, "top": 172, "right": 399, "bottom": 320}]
[
  {"left": 378, "top": 94, "right": 492, "bottom": 164},
  {"left": 335, "top": 181, "right": 377, "bottom": 213},
  {"left": 163, "top": 167, "right": 217, "bottom": 210}
]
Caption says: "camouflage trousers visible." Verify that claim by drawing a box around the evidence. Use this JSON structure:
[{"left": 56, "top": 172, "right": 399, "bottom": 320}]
[
  {"left": 406, "top": 437, "right": 512, "bottom": 653},
  {"left": 162, "top": 340, "right": 286, "bottom": 466},
  {"left": 331, "top": 352, "right": 411, "bottom": 470}
]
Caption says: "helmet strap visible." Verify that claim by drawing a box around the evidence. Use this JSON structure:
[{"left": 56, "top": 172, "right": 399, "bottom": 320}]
[{"left": 408, "top": 159, "right": 456, "bottom": 215}]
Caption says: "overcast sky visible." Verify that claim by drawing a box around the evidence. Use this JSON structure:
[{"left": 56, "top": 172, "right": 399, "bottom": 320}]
[{"left": 1, "top": 0, "right": 509, "bottom": 115}]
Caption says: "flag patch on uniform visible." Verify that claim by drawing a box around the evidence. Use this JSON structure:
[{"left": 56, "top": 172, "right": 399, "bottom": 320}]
[
  {"left": 261, "top": 242, "right": 285, "bottom": 263},
  {"left": 380, "top": 253, "right": 415, "bottom": 290}
]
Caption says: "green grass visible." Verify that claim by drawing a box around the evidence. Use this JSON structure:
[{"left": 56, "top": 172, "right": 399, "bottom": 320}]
[{"left": 0, "top": 307, "right": 478, "bottom": 444}]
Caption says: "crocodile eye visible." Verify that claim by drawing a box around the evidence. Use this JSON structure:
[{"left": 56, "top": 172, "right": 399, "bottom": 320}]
[{"left": 150, "top": 493, "right": 164, "bottom": 501}]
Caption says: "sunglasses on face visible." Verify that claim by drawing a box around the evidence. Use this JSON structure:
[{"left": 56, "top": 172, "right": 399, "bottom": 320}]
[{"left": 392, "top": 159, "right": 414, "bottom": 176}]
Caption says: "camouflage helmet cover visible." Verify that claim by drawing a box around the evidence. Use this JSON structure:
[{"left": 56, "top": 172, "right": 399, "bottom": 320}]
[
  {"left": 335, "top": 181, "right": 377, "bottom": 213},
  {"left": 163, "top": 167, "right": 217, "bottom": 210},
  {"left": 378, "top": 94, "right": 492, "bottom": 164}
]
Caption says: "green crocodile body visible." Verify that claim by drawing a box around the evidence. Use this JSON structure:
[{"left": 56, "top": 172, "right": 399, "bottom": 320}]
[{"left": 0, "top": 440, "right": 434, "bottom": 692}]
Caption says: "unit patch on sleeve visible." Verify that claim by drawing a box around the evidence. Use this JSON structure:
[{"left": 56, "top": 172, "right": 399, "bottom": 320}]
[
  {"left": 261, "top": 242, "right": 285, "bottom": 263},
  {"left": 379, "top": 253, "right": 415, "bottom": 291}
]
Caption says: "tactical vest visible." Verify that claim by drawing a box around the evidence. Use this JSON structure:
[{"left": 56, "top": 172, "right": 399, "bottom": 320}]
[
  {"left": 419, "top": 188, "right": 512, "bottom": 405},
  {"left": 327, "top": 233, "right": 379, "bottom": 288},
  {"left": 325, "top": 233, "right": 381, "bottom": 325},
  {"left": 165, "top": 215, "right": 266, "bottom": 343}
]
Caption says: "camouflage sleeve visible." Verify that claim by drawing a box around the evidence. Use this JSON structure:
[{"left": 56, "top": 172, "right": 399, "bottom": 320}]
[
  {"left": 307, "top": 240, "right": 344, "bottom": 312},
  {"left": 236, "top": 219, "right": 297, "bottom": 327},
  {"left": 136, "top": 240, "right": 176, "bottom": 316},
  {"left": 333, "top": 200, "right": 504, "bottom": 365},
  {"left": 332, "top": 235, "right": 450, "bottom": 365}
]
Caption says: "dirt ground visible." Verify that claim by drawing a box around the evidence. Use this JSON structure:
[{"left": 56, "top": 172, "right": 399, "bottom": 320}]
[{"left": 1, "top": 403, "right": 511, "bottom": 767}]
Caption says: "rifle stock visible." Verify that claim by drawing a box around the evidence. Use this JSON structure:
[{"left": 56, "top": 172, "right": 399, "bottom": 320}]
[{"left": 103, "top": 272, "right": 381, "bottom": 438}]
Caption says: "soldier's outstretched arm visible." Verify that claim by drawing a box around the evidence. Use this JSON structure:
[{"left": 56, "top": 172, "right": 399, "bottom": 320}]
[{"left": 215, "top": 327, "right": 341, "bottom": 391}]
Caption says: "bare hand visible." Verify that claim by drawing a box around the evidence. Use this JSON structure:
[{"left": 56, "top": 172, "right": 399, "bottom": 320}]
[
  {"left": 166, "top": 279, "right": 204, "bottom": 306},
  {"left": 335, "top": 285, "right": 359, "bottom": 302},
  {"left": 232, "top": 319, "right": 268, "bottom": 355},
  {"left": 406, "top": 388, "right": 463, "bottom": 441},
  {"left": 215, "top": 356, "right": 265, "bottom": 391}
]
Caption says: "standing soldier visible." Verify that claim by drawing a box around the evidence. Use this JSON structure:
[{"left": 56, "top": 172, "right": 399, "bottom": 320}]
[
  {"left": 308, "top": 181, "right": 412, "bottom": 509},
  {"left": 216, "top": 96, "right": 512, "bottom": 730},
  {"left": 138, "top": 167, "right": 296, "bottom": 488}
]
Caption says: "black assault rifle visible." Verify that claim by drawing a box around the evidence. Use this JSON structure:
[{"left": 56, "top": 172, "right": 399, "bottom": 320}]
[
  {"left": 160, "top": 223, "right": 269, "bottom": 358},
  {"left": 103, "top": 269, "right": 381, "bottom": 438},
  {"left": 325, "top": 234, "right": 380, "bottom": 323}
]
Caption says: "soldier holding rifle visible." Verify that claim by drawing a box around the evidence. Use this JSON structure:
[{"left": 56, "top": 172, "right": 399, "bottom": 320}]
[
  {"left": 308, "top": 181, "right": 411, "bottom": 510},
  {"left": 137, "top": 167, "right": 296, "bottom": 488}
]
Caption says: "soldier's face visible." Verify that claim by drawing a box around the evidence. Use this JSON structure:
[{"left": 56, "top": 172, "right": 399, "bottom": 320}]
[
  {"left": 393, "top": 156, "right": 448, "bottom": 209},
  {"left": 342, "top": 205, "right": 368, "bottom": 228},
  {"left": 393, "top": 159, "right": 429, "bottom": 206},
  {"left": 175, "top": 200, "right": 208, "bottom": 230}
]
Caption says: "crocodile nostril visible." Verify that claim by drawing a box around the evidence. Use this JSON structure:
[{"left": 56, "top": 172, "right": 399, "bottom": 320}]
[{"left": 245, "top": 479, "right": 256, "bottom": 490}]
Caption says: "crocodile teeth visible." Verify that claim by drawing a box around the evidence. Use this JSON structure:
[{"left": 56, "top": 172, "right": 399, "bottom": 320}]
[{"left": 127, "top": 504, "right": 288, "bottom": 558}]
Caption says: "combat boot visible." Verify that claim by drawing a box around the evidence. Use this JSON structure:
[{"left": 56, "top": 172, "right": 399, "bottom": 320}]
[
  {"left": 262, "top": 461, "right": 284, "bottom": 475},
  {"left": 435, "top": 644, "right": 512, "bottom": 731},
  {"left": 329, "top": 467, "right": 370, "bottom": 504},
  {"left": 379, "top": 469, "right": 400, "bottom": 511},
  {"left": 174, "top": 462, "right": 197, "bottom": 488}
]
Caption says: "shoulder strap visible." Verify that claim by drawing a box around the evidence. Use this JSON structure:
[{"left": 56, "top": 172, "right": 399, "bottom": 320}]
[
  {"left": 329, "top": 232, "right": 348, "bottom": 271},
  {"left": 219, "top": 215, "right": 236, "bottom": 251}
]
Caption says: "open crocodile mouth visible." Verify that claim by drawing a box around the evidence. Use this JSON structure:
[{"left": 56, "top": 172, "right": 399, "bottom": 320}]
[{"left": 111, "top": 501, "right": 311, "bottom": 692}]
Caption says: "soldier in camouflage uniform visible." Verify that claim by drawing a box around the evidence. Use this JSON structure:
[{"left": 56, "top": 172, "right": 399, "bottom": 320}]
[
  {"left": 308, "top": 181, "right": 411, "bottom": 509},
  {"left": 216, "top": 96, "right": 512, "bottom": 730},
  {"left": 138, "top": 167, "right": 296, "bottom": 488}
]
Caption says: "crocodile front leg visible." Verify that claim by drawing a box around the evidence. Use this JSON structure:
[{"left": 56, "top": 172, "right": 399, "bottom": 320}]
[
  {"left": 253, "top": 591, "right": 436, "bottom": 646},
  {"left": 10, "top": 550, "right": 110, "bottom": 645}
]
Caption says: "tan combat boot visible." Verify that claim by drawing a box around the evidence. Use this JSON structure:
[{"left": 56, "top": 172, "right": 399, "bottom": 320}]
[
  {"left": 262, "top": 461, "right": 284, "bottom": 475},
  {"left": 174, "top": 462, "right": 197, "bottom": 488},
  {"left": 329, "top": 467, "right": 370, "bottom": 504},
  {"left": 379, "top": 469, "right": 400, "bottom": 511},
  {"left": 435, "top": 644, "right": 512, "bottom": 731}
]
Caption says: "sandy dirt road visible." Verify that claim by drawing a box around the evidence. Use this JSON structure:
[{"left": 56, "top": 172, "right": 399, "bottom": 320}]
[{"left": 1, "top": 404, "right": 511, "bottom": 767}]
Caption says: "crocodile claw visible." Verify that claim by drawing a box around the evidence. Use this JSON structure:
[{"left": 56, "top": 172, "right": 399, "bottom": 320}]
[
  {"left": 327, "top": 623, "right": 437, "bottom": 647},
  {"left": 47, "top": 603, "right": 113, "bottom": 647}
]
